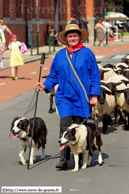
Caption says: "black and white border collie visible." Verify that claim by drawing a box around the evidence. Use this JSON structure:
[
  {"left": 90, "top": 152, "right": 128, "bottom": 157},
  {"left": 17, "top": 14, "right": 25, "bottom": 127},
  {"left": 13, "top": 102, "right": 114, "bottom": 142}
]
[
  {"left": 59, "top": 123, "right": 103, "bottom": 172},
  {"left": 10, "top": 117, "right": 48, "bottom": 166}
]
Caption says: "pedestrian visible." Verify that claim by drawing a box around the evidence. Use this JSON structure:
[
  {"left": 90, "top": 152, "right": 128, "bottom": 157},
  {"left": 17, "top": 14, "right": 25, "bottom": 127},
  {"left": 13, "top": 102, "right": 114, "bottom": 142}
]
[
  {"left": 35, "top": 24, "right": 101, "bottom": 169},
  {"left": 6, "top": 34, "right": 24, "bottom": 80},
  {"left": 0, "top": 28, "right": 6, "bottom": 68},
  {"left": 0, "top": 17, "right": 12, "bottom": 35},
  {"left": 82, "top": 17, "right": 90, "bottom": 43},
  {"left": 50, "top": 27, "right": 62, "bottom": 47},
  {"left": 0, "top": 17, "right": 12, "bottom": 51},
  {"left": 102, "top": 20, "right": 112, "bottom": 41},
  {"left": 95, "top": 20, "right": 105, "bottom": 46},
  {"left": 116, "top": 20, "right": 124, "bottom": 31},
  {"left": 126, "top": 20, "right": 129, "bottom": 32},
  {"left": 69, "top": 14, "right": 79, "bottom": 25}
]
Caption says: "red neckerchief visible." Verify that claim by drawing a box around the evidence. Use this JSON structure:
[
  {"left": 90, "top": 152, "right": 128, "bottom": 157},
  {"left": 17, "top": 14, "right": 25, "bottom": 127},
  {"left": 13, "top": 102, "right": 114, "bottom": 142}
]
[{"left": 66, "top": 42, "right": 84, "bottom": 55}]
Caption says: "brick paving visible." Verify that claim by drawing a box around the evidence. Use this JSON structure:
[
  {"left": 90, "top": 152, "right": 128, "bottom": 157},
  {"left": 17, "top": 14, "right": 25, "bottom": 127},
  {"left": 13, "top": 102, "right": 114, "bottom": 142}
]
[{"left": 0, "top": 43, "right": 129, "bottom": 104}]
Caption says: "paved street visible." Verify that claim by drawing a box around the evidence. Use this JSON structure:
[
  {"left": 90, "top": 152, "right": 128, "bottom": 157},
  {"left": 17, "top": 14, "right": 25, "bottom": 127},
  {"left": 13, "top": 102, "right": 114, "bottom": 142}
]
[{"left": 1, "top": 42, "right": 129, "bottom": 194}]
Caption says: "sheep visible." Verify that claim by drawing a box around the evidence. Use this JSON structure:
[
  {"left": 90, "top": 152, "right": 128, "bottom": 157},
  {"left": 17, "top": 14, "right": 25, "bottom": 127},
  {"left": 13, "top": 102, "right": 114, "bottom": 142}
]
[
  {"left": 48, "top": 84, "right": 58, "bottom": 113},
  {"left": 100, "top": 80, "right": 126, "bottom": 129},
  {"left": 121, "top": 55, "right": 129, "bottom": 65},
  {"left": 115, "top": 87, "right": 129, "bottom": 130},
  {"left": 97, "top": 63, "right": 103, "bottom": 70},
  {"left": 123, "top": 69, "right": 129, "bottom": 80},
  {"left": 99, "top": 68, "right": 117, "bottom": 81},
  {"left": 42, "top": 75, "right": 59, "bottom": 117},
  {"left": 114, "top": 67, "right": 123, "bottom": 75},
  {"left": 93, "top": 85, "right": 116, "bottom": 134},
  {"left": 105, "top": 77, "right": 128, "bottom": 128},
  {"left": 115, "top": 62, "right": 129, "bottom": 69},
  {"left": 103, "top": 63, "right": 116, "bottom": 69},
  {"left": 107, "top": 74, "right": 129, "bottom": 83},
  {"left": 101, "top": 80, "right": 122, "bottom": 94}
]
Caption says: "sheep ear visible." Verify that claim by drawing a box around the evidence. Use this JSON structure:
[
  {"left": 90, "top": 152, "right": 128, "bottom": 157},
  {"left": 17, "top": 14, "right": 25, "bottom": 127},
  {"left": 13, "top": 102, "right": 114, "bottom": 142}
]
[
  {"left": 121, "top": 80, "right": 129, "bottom": 85},
  {"left": 102, "top": 69, "right": 110, "bottom": 73},
  {"left": 113, "top": 82, "right": 122, "bottom": 86},
  {"left": 106, "top": 90, "right": 115, "bottom": 96},
  {"left": 101, "top": 82, "right": 107, "bottom": 86}
]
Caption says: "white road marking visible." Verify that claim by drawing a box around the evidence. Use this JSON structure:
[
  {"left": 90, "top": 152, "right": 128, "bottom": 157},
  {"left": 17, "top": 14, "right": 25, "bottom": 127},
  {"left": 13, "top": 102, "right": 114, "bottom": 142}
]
[
  {"left": 111, "top": 55, "right": 125, "bottom": 59},
  {"left": 0, "top": 83, "right": 6, "bottom": 86},
  {"left": 30, "top": 72, "right": 37, "bottom": 74},
  {"left": 70, "top": 179, "right": 90, "bottom": 192},
  {"left": 96, "top": 55, "right": 105, "bottom": 59},
  {"left": 43, "top": 67, "right": 48, "bottom": 70}
]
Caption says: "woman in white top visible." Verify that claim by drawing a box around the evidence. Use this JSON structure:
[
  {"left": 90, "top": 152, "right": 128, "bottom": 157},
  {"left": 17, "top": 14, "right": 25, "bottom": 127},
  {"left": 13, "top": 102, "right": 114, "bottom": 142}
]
[{"left": 0, "top": 17, "right": 12, "bottom": 36}]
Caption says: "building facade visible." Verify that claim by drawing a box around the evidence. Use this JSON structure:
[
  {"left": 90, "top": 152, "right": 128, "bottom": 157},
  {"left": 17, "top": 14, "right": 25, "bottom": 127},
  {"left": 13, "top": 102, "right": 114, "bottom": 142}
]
[{"left": 0, "top": 0, "right": 104, "bottom": 46}]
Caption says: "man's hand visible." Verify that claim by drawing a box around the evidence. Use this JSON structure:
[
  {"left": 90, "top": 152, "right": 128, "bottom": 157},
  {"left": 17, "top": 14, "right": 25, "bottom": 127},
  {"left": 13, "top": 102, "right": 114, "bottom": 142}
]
[
  {"left": 90, "top": 95, "right": 98, "bottom": 106},
  {"left": 35, "top": 83, "right": 46, "bottom": 92}
]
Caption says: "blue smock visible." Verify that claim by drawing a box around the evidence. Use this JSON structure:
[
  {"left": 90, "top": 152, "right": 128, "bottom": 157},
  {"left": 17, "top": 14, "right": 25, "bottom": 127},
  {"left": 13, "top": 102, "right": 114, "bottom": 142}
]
[{"left": 43, "top": 47, "right": 101, "bottom": 119}]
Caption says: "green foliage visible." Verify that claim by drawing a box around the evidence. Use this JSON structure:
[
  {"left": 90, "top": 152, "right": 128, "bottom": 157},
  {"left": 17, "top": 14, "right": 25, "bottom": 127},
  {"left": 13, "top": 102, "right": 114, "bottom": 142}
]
[
  {"left": 104, "top": 0, "right": 129, "bottom": 16},
  {"left": 105, "top": 0, "right": 129, "bottom": 7}
]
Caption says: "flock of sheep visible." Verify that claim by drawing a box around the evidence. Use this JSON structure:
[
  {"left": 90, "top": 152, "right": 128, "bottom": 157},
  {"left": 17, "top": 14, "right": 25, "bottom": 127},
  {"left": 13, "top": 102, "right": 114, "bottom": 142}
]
[{"left": 46, "top": 55, "right": 129, "bottom": 134}]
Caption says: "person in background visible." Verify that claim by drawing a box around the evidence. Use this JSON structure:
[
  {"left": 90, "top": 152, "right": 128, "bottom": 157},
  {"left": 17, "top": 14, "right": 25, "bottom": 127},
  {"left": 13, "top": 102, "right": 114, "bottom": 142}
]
[
  {"left": 116, "top": 20, "right": 124, "bottom": 31},
  {"left": 35, "top": 24, "right": 101, "bottom": 169},
  {"left": 69, "top": 14, "right": 79, "bottom": 25},
  {"left": 126, "top": 20, "right": 129, "bottom": 32},
  {"left": 6, "top": 34, "right": 24, "bottom": 80},
  {"left": 95, "top": 20, "right": 105, "bottom": 46},
  {"left": 82, "top": 17, "right": 90, "bottom": 43},
  {"left": 50, "top": 26, "right": 62, "bottom": 47},
  {"left": 0, "top": 17, "right": 12, "bottom": 51},
  {"left": 0, "top": 28, "right": 5, "bottom": 68},
  {"left": 102, "top": 20, "right": 113, "bottom": 41},
  {"left": 109, "top": 21, "right": 114, "bottom": 38},
  {"left": 0, "top": 17, "right": 12, "bottom": 36}
]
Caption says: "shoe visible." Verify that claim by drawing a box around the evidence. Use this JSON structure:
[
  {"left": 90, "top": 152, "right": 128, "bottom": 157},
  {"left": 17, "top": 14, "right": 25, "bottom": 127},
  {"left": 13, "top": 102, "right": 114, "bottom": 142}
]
[
  {"left": 15, "top": 77, "right": 18, "bottom": 80},
  {"left": 56, "top": 159, "right": 68, "bottom": 169},
  {"left": 11, "top": 76, "right": 15, "bottom": 80}
]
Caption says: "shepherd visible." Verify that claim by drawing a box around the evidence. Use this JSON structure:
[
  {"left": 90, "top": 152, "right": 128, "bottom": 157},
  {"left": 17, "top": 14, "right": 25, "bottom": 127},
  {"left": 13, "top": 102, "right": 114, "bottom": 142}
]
[{"left": 35, "top": 24, "right": 101, "bottom": 169}]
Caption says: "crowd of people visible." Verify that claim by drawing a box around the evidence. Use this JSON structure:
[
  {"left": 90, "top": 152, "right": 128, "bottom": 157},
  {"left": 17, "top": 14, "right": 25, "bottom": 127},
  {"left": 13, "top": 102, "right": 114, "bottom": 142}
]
[
  {"left": 95, "top": 19, "right": 126, "bottom": 47},
  {"left": 46, "top": 15, "right": 91, "bottom": 47},
  {"left": 0, "top": 14, "right": 128, "bottom": 80}
]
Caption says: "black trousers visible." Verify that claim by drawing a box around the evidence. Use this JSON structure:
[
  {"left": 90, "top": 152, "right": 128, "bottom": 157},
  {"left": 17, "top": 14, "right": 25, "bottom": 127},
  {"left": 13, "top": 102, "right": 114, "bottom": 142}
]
[{"left": 60, "top": 116, "right": 83, "bottom": 160}]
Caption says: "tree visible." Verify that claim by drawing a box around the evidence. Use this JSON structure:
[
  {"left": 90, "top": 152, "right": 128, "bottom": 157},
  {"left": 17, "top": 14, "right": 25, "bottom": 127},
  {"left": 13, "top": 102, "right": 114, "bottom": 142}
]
[{"left": 104, "top": 0, "right": 129, "bottom": 16}]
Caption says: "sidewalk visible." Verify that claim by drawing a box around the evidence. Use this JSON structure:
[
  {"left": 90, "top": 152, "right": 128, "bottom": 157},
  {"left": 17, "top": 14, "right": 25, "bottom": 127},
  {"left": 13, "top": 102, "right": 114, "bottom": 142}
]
[
  {"left": 1, "top": 35, "right": 129, "bottom": 70},
  {"left": 0, "top": 36, "right": 129, "bottom": 104}
]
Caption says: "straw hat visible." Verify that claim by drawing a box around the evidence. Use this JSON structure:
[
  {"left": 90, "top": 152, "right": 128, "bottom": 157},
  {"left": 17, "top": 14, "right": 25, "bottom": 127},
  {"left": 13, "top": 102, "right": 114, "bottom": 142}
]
[{"left": 57, "top": 24, "right": 89, "bottom": 45}]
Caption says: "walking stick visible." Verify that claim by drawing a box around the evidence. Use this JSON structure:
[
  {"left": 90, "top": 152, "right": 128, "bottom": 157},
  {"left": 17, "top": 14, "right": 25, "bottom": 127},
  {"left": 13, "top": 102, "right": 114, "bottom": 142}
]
[{"left": 27, "top": 53, "right": 45, "bottom": 170}]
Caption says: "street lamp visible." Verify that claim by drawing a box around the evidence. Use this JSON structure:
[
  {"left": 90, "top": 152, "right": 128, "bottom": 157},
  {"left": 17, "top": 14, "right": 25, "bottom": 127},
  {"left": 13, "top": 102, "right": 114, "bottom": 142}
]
[
  {"left": 78, "top": 0, "right": 81, "bottom": 28},
  {"left": 59, "top": 0, "right": 62, "bottom": 31},
  {"left": 25, "top": 0, "right": 29, "bottom": 47},
  {"left": 36, "top": 0, "right": 39, "bottom": 31}
]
